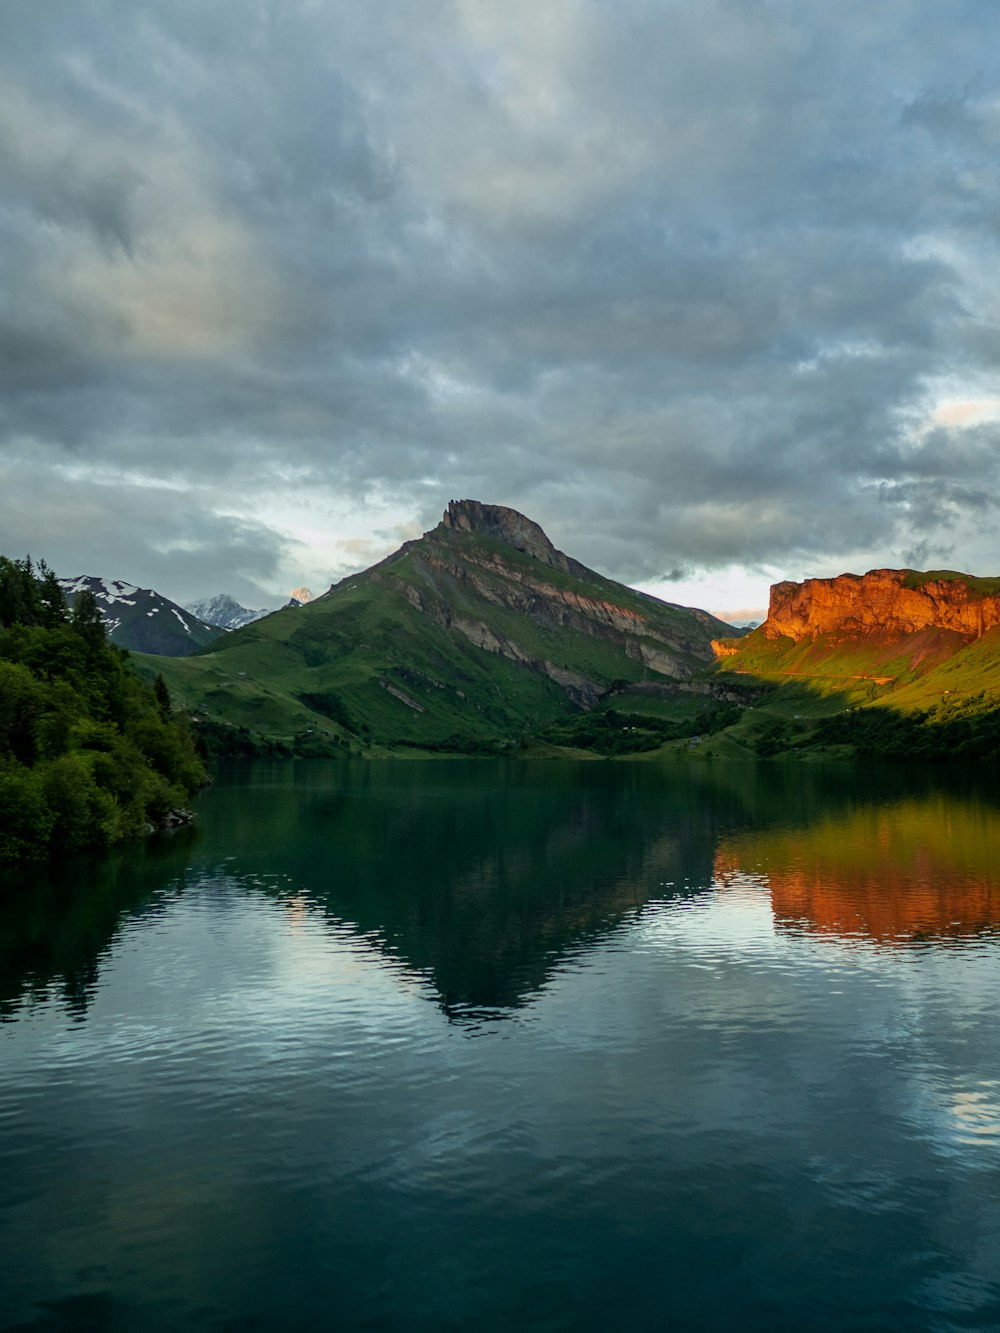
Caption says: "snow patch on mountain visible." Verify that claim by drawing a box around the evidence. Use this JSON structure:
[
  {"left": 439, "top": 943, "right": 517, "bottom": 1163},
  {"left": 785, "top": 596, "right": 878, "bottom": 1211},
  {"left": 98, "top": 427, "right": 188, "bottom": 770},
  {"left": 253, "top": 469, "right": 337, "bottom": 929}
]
[
  {"left": 59, "top": 576, "right": 221, "bottom": 656},
  {"left": 186, "top": 593, "right": 274, "bottom": 630}
]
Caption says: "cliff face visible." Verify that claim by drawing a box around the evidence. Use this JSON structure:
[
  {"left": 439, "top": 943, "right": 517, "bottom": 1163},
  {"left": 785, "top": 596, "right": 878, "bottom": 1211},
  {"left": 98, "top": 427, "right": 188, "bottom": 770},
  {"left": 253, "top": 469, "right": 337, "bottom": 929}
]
[
  {"left": 764, "top": 569, "right": 1000, "bottom": 641},
  {"left": 440, "top": 499, "right": 581, "bottom": 575}
]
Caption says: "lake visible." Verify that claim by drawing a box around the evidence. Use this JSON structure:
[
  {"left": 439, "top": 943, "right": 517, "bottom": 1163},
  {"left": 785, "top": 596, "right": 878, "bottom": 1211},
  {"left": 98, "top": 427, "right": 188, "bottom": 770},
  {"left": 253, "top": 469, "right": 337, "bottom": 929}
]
[{"left": 2, "top": 759, "right": 1000, "bottom": 1331}]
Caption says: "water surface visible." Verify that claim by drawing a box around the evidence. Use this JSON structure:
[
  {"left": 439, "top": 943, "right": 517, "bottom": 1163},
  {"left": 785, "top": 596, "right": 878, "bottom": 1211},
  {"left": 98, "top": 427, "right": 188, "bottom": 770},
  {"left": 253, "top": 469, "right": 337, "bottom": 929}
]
[{"left": 2, "top": 760, "right": 1000, "bottom": 1331}]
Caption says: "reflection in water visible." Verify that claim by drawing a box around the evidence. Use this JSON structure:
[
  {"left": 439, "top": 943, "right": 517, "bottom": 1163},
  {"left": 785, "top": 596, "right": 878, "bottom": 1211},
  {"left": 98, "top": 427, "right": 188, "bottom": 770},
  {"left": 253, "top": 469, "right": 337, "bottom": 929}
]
[
  {"left": 3, "top": 761, "right": 1000, "bottom": 1332},
  {"left": 0, "top": 829, "right": 199, "bottom": 1021},
  {"left": 715, "top": 795, "right": 1000, "bottom": 945},
  {"left": 952, "top": 1084, "right": 1000, "bottom": 1146},
  {"left": 4, "top": 761, "right": 1000, "bottom": 1022}
]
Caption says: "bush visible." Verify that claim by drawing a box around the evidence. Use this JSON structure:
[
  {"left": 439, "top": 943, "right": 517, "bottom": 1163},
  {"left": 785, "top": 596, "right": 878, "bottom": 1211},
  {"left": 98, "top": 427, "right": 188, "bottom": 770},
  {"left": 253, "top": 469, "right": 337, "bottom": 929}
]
[{"left": 0, "top": 764, "right": 54, "bottom": 863}]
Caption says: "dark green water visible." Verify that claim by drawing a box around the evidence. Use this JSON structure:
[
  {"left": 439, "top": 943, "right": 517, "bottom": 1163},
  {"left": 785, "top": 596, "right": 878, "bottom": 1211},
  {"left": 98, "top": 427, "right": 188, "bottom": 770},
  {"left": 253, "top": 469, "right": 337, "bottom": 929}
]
[{"left": 2, "top": 759, "right": 1000, "bottom": 1332}]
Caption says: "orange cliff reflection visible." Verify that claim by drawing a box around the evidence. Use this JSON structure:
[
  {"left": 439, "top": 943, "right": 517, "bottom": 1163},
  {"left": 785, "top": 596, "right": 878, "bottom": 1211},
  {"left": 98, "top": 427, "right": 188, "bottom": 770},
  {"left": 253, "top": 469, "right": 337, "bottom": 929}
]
[{"left": 714, "top": 798, "right": 1000, "bottom": 945}]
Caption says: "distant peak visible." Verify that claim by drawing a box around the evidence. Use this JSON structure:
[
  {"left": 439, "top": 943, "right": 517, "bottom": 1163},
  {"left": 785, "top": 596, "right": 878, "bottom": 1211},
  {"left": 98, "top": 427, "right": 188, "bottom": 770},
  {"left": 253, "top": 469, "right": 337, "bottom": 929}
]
[
  {"left": 439, "top": 499, "right": 572, "bottom": 572},
  {"left": 289, "top": 586, "right": 313, "bottom": 604}
]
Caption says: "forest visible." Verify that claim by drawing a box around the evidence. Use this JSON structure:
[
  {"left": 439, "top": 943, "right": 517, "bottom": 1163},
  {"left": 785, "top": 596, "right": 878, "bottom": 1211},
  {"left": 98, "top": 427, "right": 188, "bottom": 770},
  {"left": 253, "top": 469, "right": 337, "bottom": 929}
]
[{"left": 0, "top": 556, "right": 206, "bottom": 867}]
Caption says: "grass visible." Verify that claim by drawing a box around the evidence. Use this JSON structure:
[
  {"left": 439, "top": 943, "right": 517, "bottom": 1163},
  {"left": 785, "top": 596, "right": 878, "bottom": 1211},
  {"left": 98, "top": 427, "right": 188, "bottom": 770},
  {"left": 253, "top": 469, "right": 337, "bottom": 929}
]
[{"left": 901, "top": 569, "right": 1000, "bottom": 597}]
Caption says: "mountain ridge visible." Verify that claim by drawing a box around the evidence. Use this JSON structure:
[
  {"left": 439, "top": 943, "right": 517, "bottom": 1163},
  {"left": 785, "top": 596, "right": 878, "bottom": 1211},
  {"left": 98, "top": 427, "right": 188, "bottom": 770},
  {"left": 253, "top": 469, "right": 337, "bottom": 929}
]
[
  {"left": 186, "top": 594, "right": 273, "bottom": 631},
  {"left": 141, "top": 500, "right": 737, "bottom": 754},
  {"left": 59, "top": 576, "right": 222, "bottom": 657},
  {"left": 702, "top": 565, "right": 1000, "bottom": 761}
]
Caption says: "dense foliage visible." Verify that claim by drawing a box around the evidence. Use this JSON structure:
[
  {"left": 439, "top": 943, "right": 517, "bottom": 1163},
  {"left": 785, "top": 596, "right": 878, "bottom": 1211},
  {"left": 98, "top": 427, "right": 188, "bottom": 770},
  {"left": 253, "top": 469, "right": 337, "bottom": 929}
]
[
  {"left": 814, "top": 704, "right": 1000, "bottom": 762},
  {"left": 541, "top": 703, "right": 743, "bottom": 756},
  {"left": 0, "top": 557, "right": 206, "bottom": 867}
]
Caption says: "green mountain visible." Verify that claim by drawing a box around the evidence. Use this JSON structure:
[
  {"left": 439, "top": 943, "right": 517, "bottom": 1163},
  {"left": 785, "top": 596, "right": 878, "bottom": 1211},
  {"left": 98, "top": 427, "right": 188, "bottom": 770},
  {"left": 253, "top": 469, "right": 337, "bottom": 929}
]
[{"left": 141, "top": 500, "right": 737, "bottom": 756}]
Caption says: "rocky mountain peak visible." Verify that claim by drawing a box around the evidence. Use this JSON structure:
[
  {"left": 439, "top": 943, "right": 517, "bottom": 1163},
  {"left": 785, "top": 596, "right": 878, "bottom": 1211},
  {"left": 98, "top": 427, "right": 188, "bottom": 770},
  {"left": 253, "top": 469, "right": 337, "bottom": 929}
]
[
  {"left": 439, "top": 499, "right": 573, "bottom": 573},
  {"left": 187, "top": 593, "right": 272, "bottom": 630}
]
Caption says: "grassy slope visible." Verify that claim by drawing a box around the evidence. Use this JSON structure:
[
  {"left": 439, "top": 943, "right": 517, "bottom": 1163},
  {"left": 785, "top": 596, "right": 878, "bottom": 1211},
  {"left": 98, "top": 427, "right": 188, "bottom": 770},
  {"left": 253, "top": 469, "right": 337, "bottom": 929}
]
[
  {"left": 716, "top": 623, "right": 1000, "bottom": 709},
  {"left": 696, "top": 619, "right": 1000, "bottom": 761},
  {"left": 137, "top": 535, "right": 728, "bottom": 754}
]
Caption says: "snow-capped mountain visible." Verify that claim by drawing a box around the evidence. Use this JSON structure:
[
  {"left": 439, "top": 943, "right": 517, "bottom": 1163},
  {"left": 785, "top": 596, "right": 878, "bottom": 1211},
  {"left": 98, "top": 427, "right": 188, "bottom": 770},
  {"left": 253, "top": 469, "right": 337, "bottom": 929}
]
[
  {"left": 59, "top": 577, "right": 222, "bottom": 657},
  {"left": 186, "top": 593, "right": 273, "bottom": 631}
]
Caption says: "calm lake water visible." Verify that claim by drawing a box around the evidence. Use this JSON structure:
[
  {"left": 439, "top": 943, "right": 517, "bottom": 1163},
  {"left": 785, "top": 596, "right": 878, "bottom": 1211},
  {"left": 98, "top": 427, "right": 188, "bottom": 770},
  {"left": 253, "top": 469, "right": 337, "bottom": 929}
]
[{"left": 2, "top": 759, "right": 1000, "bottom": 1332}]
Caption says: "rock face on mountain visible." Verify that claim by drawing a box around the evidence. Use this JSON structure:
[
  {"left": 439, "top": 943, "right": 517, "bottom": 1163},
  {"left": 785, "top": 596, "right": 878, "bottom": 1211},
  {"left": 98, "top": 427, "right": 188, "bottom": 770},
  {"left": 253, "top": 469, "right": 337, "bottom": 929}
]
[
  {"left": 764, "top": 569, "right": 1000, "bottom": 641},
  {"left": 440, "top": 500, "right": 586, "bottom": 577},
  {"left": 394, "top": 502, "right": 731, "bottom": 696}
]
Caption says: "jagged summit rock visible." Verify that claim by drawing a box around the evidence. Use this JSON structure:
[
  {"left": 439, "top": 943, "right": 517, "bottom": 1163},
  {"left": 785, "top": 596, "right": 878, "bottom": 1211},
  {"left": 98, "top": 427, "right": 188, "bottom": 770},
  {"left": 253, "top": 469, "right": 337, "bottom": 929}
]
[
  {"left": 437, "top": 499, "right": 582, "bottom": 576},
  {"left": 288, "top": 586, "right": 313, "bottom": 606}
]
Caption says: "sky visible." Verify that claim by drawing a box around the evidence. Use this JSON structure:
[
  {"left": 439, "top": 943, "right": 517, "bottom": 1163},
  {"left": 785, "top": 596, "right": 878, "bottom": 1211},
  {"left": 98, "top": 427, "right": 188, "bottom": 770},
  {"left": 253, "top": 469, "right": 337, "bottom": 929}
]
[{"left": 3, "top": 0, "right": 1000, "bottom": 622}]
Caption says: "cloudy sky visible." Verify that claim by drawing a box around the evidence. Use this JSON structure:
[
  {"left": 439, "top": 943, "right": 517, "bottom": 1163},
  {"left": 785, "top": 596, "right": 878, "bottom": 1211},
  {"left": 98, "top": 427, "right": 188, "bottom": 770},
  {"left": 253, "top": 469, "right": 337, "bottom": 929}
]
[{"left": 3, "top": 0, "right": 1000, "bottom": 619}]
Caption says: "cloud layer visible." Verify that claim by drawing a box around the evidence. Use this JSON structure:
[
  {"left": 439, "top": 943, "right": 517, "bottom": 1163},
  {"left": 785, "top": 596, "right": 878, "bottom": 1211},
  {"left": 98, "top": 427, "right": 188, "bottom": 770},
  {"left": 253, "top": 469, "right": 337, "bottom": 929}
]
[{"left": 3, "top": 0, "right": 1000, "bottom": 605}]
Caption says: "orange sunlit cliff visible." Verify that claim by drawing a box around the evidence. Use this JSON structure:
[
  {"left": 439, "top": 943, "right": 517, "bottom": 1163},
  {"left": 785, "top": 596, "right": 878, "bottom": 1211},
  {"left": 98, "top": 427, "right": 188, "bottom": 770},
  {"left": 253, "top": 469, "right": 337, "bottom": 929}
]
[{"left": 765, "top": 569, "right": 1000, "bottom": 642}]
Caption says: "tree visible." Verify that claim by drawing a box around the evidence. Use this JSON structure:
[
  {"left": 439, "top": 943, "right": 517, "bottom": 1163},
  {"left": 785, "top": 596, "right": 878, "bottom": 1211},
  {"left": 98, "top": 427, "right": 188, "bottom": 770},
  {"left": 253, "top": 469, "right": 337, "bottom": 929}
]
[
  {"left": 154, "top": 674, "right": 172, "bottom": 719},
  {"left": 71, "top": 590, "right": 106, "bottom": 652},
  {"left": 37, "top": 561, "right": 68, "bottom": 628}
]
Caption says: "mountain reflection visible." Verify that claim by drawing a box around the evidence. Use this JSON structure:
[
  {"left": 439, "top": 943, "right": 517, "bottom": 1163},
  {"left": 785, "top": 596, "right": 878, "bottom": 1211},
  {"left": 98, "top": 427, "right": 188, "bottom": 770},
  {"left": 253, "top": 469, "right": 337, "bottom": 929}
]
[
  {"left": 715, "top": 795, "right": 1000, "bottom": 945},
  {"left": 202, "top": 761, "right": 730, "bottom": 1019},
  {"left": 0, "top": 830, "right": 198, "bottom": 1020},
  {"left": 4, "top": 761, "right": 1000, "bottom": 1023}
]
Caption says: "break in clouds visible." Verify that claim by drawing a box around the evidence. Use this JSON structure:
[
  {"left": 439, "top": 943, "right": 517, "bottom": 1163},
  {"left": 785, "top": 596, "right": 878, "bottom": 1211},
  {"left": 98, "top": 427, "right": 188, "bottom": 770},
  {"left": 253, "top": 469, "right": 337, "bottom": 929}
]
[{"left": 3, "top": 0, "right": 1000, "bottom": 607}]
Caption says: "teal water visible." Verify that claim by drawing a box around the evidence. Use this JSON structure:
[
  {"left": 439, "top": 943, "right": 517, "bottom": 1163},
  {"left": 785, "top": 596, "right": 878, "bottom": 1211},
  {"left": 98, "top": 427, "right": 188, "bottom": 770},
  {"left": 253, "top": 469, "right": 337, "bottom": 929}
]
[{"left": 2, "top": 760, "right": 1000, "bottom": 1331}]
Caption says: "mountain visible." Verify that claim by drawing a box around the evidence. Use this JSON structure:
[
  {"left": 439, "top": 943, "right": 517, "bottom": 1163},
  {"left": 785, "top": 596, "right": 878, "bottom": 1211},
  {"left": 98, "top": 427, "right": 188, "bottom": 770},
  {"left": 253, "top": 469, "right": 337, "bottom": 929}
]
[
  {"left": 187, "top": 594, "right": 273, "bottom": 631},
  {"left": 141, "top": 500, "right": 737, "bottom": 754},
  {"left": 707, "top": 567, "right": 1000, "bottom": 760},
  {"left": 59, "top": 577, "right": 222, "bottom": 657}
]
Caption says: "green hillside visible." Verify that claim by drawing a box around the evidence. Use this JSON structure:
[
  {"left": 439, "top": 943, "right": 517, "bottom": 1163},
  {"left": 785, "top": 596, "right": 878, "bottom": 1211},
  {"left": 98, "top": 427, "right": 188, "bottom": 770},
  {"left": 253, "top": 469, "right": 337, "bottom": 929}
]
[
  {"left": 706, "top": 619, "right": 1000, "bottom": 762},
  {"left": 138, "top": 502, "right": 736, "bottom": 757}
]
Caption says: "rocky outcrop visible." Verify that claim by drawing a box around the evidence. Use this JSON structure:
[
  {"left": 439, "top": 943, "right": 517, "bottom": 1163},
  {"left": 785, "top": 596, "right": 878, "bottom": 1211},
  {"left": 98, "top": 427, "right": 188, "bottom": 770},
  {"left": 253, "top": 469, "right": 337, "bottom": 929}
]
[
  {"left": 449, "top": 613, "right": 602, "bottom": 706},
  {"left": 711, "top": 639, "right": 739, "bottom": 657},
  {"left": 149, "top": 808, "right": 195, "bottom": 834},
  {"left": 416, "top": 530, "right": 720, "bottom": 671},
  {"left": 439, "top": 499, "right": 586, "bottom": 576},
  {"left": 764, "top": 569, "right": 1000, "bottom": 642}
]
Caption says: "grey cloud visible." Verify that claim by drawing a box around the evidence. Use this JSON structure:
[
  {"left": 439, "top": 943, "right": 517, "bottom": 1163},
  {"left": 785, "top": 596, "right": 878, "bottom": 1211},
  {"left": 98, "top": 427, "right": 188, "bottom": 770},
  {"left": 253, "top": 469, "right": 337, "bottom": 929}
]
[
  {"left": 0, "top": 460, "right": 297, "bottom": 606},
  {"left": 3, "top": 0, "right": 1000, "bottom": 596}
]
